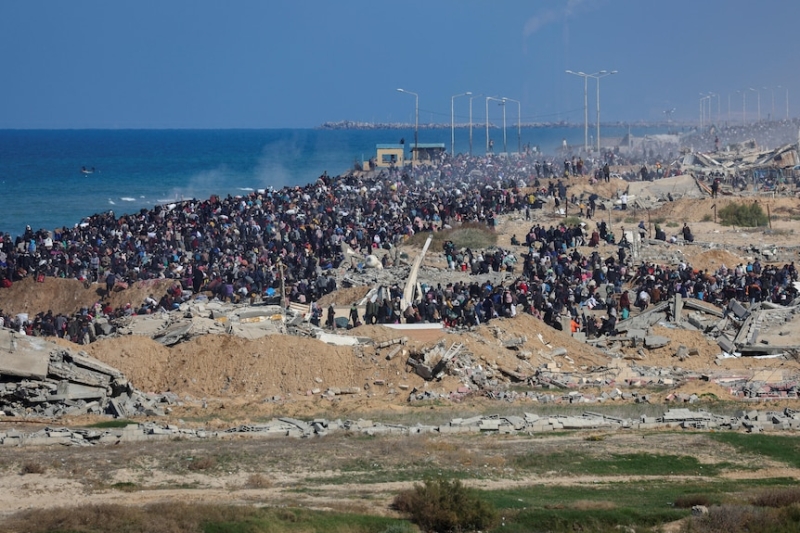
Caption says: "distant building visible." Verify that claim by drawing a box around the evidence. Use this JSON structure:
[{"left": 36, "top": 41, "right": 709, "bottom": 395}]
[
  {"left": 375, "top": 144, "right": 404, "bottom": 168},
  {"left": 375, "top": 142, "right": 446, "bottom": 166}
]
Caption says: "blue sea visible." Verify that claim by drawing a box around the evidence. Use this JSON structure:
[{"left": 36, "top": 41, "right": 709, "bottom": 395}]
[{"left": 0, "top": 126, "right": 672, "bottom": 237}]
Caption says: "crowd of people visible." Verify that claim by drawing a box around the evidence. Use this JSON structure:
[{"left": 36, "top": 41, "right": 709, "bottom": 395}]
[{"left": 1, "top": 128, "right": 798, "bottom": 342}]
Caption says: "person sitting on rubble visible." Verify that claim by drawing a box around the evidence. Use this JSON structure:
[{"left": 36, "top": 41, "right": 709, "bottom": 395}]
[
  {"left": 588, "top": 230, "right": 600, "bottom": 247},
  {"left": 599, "top": 303, "right": 618, "bottom": 336},
  {"left": 510, "top": 234, "right": 520, "bottom": 246},
  {"left": 654, "top": 224, "right": 666, "bottom": 241}
]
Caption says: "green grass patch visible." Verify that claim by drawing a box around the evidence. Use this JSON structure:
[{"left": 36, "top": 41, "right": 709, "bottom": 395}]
[
  {"left": 710, "top": 433, "right": 800, "bottom": 468},
  {"left": 513, "top": 452, "right": 722, "bottom": 477},
  {"left": 4, "top": 503, "right": 407, "bottom": 533},
  {"left": 483, "top": 478, "right": 798, "bottom": 533},
  {"left": 308, "top": 466, "right": 480, "bottom": 485},
  {"left": 110, "top": 482, "right": 140, "bottom": 492}
]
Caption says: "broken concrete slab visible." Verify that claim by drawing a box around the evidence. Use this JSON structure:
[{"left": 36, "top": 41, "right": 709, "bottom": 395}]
[{"left": 644, "top": 335, "right": 671, "bottom": 349}]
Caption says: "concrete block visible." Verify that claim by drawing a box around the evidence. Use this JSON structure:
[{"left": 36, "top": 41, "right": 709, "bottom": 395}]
[
  {"left": 729, "top": 300, "right": 748, "bottom": 319},
  {"left": 0, "top": 349, "right": 49, "bottom": 379},
  {"left": 626, "top": 328, "right": 647, "bottom": 340},
  {"left": 502, "top": 416, "right": 526, "bottom": 430},
  {"left": 479, "top": 419, "right": 501, "bottom": 431},
  {"left": 644, "top": 335, "right": 670, "bottom": 348}
]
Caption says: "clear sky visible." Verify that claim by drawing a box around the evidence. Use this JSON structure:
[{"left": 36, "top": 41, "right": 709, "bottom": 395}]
[{"left": 1, "top": 0, "right": 796, "bottom": 128}]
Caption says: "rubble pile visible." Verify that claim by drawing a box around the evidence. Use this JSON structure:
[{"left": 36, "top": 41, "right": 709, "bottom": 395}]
[
  {"left": 5, "top": 406, "right": 800, "bottom": 447},
  {"left": 0, "top": 328, "right": 172, "bottom": 418}
]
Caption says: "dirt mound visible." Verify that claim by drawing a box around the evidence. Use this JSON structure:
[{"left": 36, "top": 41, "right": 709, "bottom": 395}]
[
  {"left": 0, "top": 277, "right": 175, "bottom": 318},
  {"left": 82, "top": 336, "right": 171, "bottom": 393},
  {"left": 86, "top": 333, "right": 422, "bottom": 400}
]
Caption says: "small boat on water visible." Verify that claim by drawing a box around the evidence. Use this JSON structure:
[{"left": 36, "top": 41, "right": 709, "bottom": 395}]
[{"left": 81, "top": 166, "right": 95, "bottom": 175}]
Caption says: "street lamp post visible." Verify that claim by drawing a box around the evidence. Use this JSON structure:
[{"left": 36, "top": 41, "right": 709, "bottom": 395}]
[
  {"left": 783, "top": 86, "right": 790, "bottom": 119},
  {"left": 503, "top": 97, "right": 521, "bottom": 153},
  {"left": 565, "top": 70, "right": 589, "bottom": 153},
  {"left": 728, "top": 92, "right": 731, "bottom": 123},
  {"left": 468, "top": 93, "right": 481, "bottom": 156},
  {"left": 767, "top": 86, "right": 775, "bottom": 120},
  {"left": 485, "top": 96, "right": 504, "bottom": 154},
  {"left": 500, "top": 100, "right": 507, "bottom": 153},
  {"left": 397, "top": 88, "right": 418, "bottom": 163},
  {"left": 737, "top": 90, "right": 746, "bottom": 125},
  {"left": 699, "top": 94, "right": 707, "bottom": 127},
  {"left": 749, "top": 88, "right": 760, "bottom": 122},
  {"left": 708, "top": 93, "right": 719, "bottom": 124},
  {"left": 450, "top": 92, "right": 471, "bottom": 156},
  {"left": 587, "top": 70, "right": 617, "bottom": 153}
]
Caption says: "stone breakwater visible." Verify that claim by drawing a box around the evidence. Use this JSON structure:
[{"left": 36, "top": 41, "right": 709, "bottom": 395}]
[{"left": 3, "top": 407, "right": 799, "bottom": 447}]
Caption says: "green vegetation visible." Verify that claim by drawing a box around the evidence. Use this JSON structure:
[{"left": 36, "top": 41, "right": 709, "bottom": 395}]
[
  {"left": 513, "top": 452, "right": 723, "bottom": 477},
  {"left": 686, "top": 503, "right": 800, "bottom": 533},
  {"left": 563, "top": 216, "right": 583, "bottom": 226},
  {"left": 393, "top": 478, "right": 497, "bottom": 533},
  {"left": 4, "top": 504, "right": 407, "bottom": 533},
  {"left": 701, "top": 213, "right": 713, "bottom": 222},
  {"left": 710, "top": 433, "right": 800, "bottom": 468},
  {"left": 110, "top": 481, "right": 140, "bottom": 492},
  {"left": 484, "top": 478, "right": 796, "bottom": 533},
  {"left": 718, "top": 201, "right": 769, "bottom": 227},
  {"left": 405, "top": 222, "right": 496, "bottom": 250}
]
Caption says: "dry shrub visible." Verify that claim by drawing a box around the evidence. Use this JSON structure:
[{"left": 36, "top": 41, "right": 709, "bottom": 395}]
[
  {"left": 674, "top": 494, "right": 712, "bottom": 509},
  {"left": 393, "top": 478, "right": 497, "bottom": 533},
  {"left": 423, "top": 439, "right": 459, "bottom": 453},
  {"left": 4, "top": 502, "right": 264, "bottom": 533},
  {"left": 478, "top": 454, "right": 506, "bottom": 469},
  {"left": 245, "top": 473, "right": 272, "bottom": 489},
  {"left": 20, "top": 462, "right": 46, "bottom": 475},
  {"left": 571, "top": 500, "right": 617, "bottom": 510},
  {"left": 187, "top": 456, "right": 216, "bottom": 471},
  {"left": 683, "top": 504, "right": 800, "bottom": 533},
  {"left": 751, "top": 487, "right": 800, "bottom": 508}
]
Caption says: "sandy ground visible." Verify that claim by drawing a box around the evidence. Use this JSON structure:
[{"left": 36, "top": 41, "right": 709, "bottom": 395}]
[{"left": 3, "top": 193, "right": 800, "bottom": 523}]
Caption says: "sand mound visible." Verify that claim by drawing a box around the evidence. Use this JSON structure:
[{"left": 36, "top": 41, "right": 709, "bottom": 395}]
[
  {"left": 86, "top": 333, "right": 422, "bottom": 400},
  {"left": 83, "top": 336, "right": 171, "bottom": 393},
  {"left": 0, "top": 277, "right": 175, "bottom": 318}
]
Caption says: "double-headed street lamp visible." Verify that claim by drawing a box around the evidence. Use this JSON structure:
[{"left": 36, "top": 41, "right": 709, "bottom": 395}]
[
  {"left": 503, "top": 97, "right": 521, "bottom": 153},
  {"left": 485, "top": 96, "right": 504, "bottom": 153},
  {"left": 749, "top": 87, "right": 761, "bottom": 122},
  {"left": 397, "top": 88, "right": 418, "bottom": 162},
  {"left": 699, "top": 94, "right": 708, "bottom": 127},
  {"left": 736, "top": 90, "right": 746, "bottom": 125},
  {"left": 468, "top": 93, "right": 482, "bottom": 156},
  {"left": 565, "top": 70, "right": 590, "bottom": 153},
  {"left": 587, "top": 70, "right": 617, "bottom": 153},
  {"left": 451, "top": 92, "right": 472, "bottom": 156}
]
